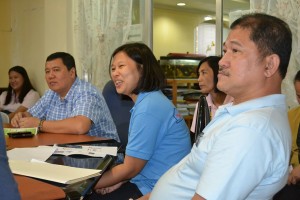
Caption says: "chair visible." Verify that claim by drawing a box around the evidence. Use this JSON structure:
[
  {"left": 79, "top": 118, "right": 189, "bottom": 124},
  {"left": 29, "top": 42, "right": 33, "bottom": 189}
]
[
  {"left": 0, "top": 112, "right": 9, "bottom": 124},
  {"left": 102, "top": 80, "right": 134, "bottom": 150}
]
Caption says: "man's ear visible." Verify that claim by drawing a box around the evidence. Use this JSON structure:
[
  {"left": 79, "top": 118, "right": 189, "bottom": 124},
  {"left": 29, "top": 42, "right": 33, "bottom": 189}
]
[
  {"left": 70, "top": 67, "right": 76, "bottom": 77},
  {"left": 264, "top": 54, "right": 280, "bottom": 78}
]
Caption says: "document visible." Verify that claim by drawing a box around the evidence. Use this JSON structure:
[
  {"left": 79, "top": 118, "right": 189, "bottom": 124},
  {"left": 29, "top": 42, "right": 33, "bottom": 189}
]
[
  {"left": 7, "top": 146, "right": 56, "bottom": 162},
  {"left": 53, "top": 145, "right": 117, "bottom": 157},
  {"left": 9, "top": 160, "right": 102, "bottom": 184}
]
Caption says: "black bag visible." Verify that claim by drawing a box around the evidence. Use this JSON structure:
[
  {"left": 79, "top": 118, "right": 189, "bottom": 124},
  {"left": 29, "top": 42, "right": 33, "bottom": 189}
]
[{"left": 194, "top": 95, "right": 211, "bottom": 143}]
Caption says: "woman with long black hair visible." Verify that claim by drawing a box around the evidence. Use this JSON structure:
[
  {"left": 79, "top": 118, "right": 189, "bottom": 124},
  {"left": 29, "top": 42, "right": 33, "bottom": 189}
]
[{"left": 0, "top": 66, "right": 40, "bottom": 120}]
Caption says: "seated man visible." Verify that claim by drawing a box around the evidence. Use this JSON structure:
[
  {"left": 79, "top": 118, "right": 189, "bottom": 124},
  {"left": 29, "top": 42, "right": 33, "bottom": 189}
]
[
  {"left": 0, "top": 118, "right": 21, "bottom": 199},
  {"left": 143, "top": 13, "right": 292, "bottom": 200},
  {"left": 11, "top": 52, "right": 119, "bottom": 142}
]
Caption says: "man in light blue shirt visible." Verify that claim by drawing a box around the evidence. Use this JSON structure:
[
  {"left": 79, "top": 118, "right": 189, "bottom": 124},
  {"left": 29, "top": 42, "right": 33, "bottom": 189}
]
[
  {"left": 11, "top": 52, "right": 119, "bottom": 142},
  {"left": 146, "top": 13, "right": 292, "bottom": 200}
]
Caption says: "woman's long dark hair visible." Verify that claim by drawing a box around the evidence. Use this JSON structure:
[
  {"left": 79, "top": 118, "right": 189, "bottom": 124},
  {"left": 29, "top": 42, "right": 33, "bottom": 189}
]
[
  {"left": 197, "top": 56, "right": 222, "bottom": 93},
  {"left": 4, "top": 66, "right": 36, "bottom": 105}
]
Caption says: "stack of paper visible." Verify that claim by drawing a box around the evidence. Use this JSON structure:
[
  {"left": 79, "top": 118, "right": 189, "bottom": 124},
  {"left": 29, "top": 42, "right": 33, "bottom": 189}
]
[{"left": 7, "top": 145, "right": 116, "bottom": 185}]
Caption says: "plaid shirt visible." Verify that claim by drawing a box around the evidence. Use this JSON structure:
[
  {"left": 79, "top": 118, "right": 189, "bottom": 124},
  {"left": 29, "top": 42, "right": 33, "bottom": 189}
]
[{"left": 28, "top": 78, "right": 119, "bottom": 142}]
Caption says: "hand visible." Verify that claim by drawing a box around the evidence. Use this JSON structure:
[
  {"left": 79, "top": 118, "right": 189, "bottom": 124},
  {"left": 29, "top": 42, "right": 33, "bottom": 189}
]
[
  {"left": 288, "top": 165, "right": 300, "bottom": 185},
  {"left": 18, "top": 117, "right": 40, "bottom": 128},
  {"left": 11, "top": 112, "right": 24, "bottom": 127},
  {"left": 137, "top": 193, "right": 151, "bottom": 200},
  {"left": 95, "top": 181, "right": 127, "bottom": 195}
]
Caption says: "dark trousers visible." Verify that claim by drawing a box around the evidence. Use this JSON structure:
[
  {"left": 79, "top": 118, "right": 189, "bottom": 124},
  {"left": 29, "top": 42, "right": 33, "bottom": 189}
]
[
  {"left": 273, "top": 183, "right": 300, "bottom": 200},
  {"left": 85, "top": 181, "right": 143, "bottom": 200}
]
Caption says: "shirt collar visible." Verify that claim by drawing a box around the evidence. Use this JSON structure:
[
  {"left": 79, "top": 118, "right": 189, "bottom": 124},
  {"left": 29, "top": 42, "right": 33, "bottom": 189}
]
[
  {"left": 130, "top": 91, "right": 155, "bottom": 113},
  {"left": 54, "top": 77, "right": 79, "bottom": 102},
  {"left": 64, "top": 77, "right": 79, "bottom": 101},
  {"left": 217, "top": 94, "right": 286, "bottom": 117}
]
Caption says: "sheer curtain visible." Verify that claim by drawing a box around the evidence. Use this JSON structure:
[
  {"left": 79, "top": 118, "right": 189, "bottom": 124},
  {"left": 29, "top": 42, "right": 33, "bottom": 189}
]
[
  {"left": 251, "top": 0, "right": 300, "bottom": 108},
  {"left": 72, "top": 0, "right": 132, "bottom": 90}
]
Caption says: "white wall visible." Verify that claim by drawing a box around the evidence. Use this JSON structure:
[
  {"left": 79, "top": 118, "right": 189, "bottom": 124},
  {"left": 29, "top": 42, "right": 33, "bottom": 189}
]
[
  {"left": 10, "top": 0, "right": 45, "bottom": 94},
  {"left": 7, "top": 0, "right": 73, "bottom": 95},
  {"left": 153, "top": 8, "right": 212, "bottom": 60}
]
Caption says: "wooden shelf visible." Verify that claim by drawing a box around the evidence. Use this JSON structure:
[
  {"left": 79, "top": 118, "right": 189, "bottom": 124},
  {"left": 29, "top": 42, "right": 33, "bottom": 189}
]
[
  {"left": 166, "top": 79, "right": 198, "bottom": 128},
  {"left": 166, "top": 79, "right": 198, "bottom": 105}
]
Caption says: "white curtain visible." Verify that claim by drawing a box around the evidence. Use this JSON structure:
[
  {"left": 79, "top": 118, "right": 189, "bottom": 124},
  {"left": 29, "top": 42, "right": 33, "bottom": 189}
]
[
  {"left": 250, "top": 0, "right": 300, "bottom": 108},
  {"left": 72, "top": 0, "right": 132, "bottom": 90}
]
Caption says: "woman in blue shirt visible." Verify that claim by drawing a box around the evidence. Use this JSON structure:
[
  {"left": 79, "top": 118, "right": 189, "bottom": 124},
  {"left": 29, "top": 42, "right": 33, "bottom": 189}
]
[{"left": 91, "top": 43, "right": 191, "bottom": 200}]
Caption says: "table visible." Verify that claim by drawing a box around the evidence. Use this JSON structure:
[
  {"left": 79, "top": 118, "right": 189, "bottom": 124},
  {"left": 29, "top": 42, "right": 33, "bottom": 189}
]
[
  {"left": 15, "top": 175, "right": 66, "bottom": 200},
  {"left": 6, "top": 132, "right": 113, "bottom": 200},
  {"left": 6, "top": 132, "right": 108, "bottom": 150}
]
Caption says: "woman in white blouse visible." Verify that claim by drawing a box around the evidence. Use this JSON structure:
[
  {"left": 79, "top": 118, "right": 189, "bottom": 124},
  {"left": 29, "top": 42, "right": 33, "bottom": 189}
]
[{"left": 0, "top": 66, "right": 40, "bottom": 120}]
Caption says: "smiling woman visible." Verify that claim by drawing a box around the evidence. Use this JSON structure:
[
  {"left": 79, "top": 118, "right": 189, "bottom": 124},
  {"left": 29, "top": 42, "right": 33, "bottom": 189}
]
[
  {"left": 89, "top": 43, "right": 191, "bottom": 200},
  {"left": 0, "top": 66, "right": 40, "bottom": 120}
]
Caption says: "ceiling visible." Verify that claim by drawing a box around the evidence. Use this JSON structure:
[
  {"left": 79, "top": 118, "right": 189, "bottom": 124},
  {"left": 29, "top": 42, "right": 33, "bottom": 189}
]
[{"left": 153, "top": 0, "right": 250, "bottom": 15}]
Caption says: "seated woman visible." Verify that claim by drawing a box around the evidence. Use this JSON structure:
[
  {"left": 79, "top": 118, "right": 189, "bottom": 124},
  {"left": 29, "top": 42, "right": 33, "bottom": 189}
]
[
  {"left": 190, "top": 56, "right": 233, "bottom": 134},
  {"left": 0, "top": 66, "right": 40, "bottom": 120},
  {"left": 89, "top": 43, "right": 191, "bottom": 200},
  {"left": 273, "top": 70, "right": 300, "bottom": 200}
]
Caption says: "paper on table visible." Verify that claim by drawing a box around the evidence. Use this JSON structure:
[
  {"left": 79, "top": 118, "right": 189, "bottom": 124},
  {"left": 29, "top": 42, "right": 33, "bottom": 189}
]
[
  {"left": 7, "top": 146, "right": 56, "bottom": 162},
  {"left": 9, "top": 160, "right": 101, "bottom": 184},
  {"left": 53, "top": 145, "right": 117, "bottom": 157}
]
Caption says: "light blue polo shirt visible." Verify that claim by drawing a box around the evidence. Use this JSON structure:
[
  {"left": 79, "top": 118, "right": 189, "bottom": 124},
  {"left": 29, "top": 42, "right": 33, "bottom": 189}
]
[{"left": 150, "top": 94, "right": 291, "bottom": 200}]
